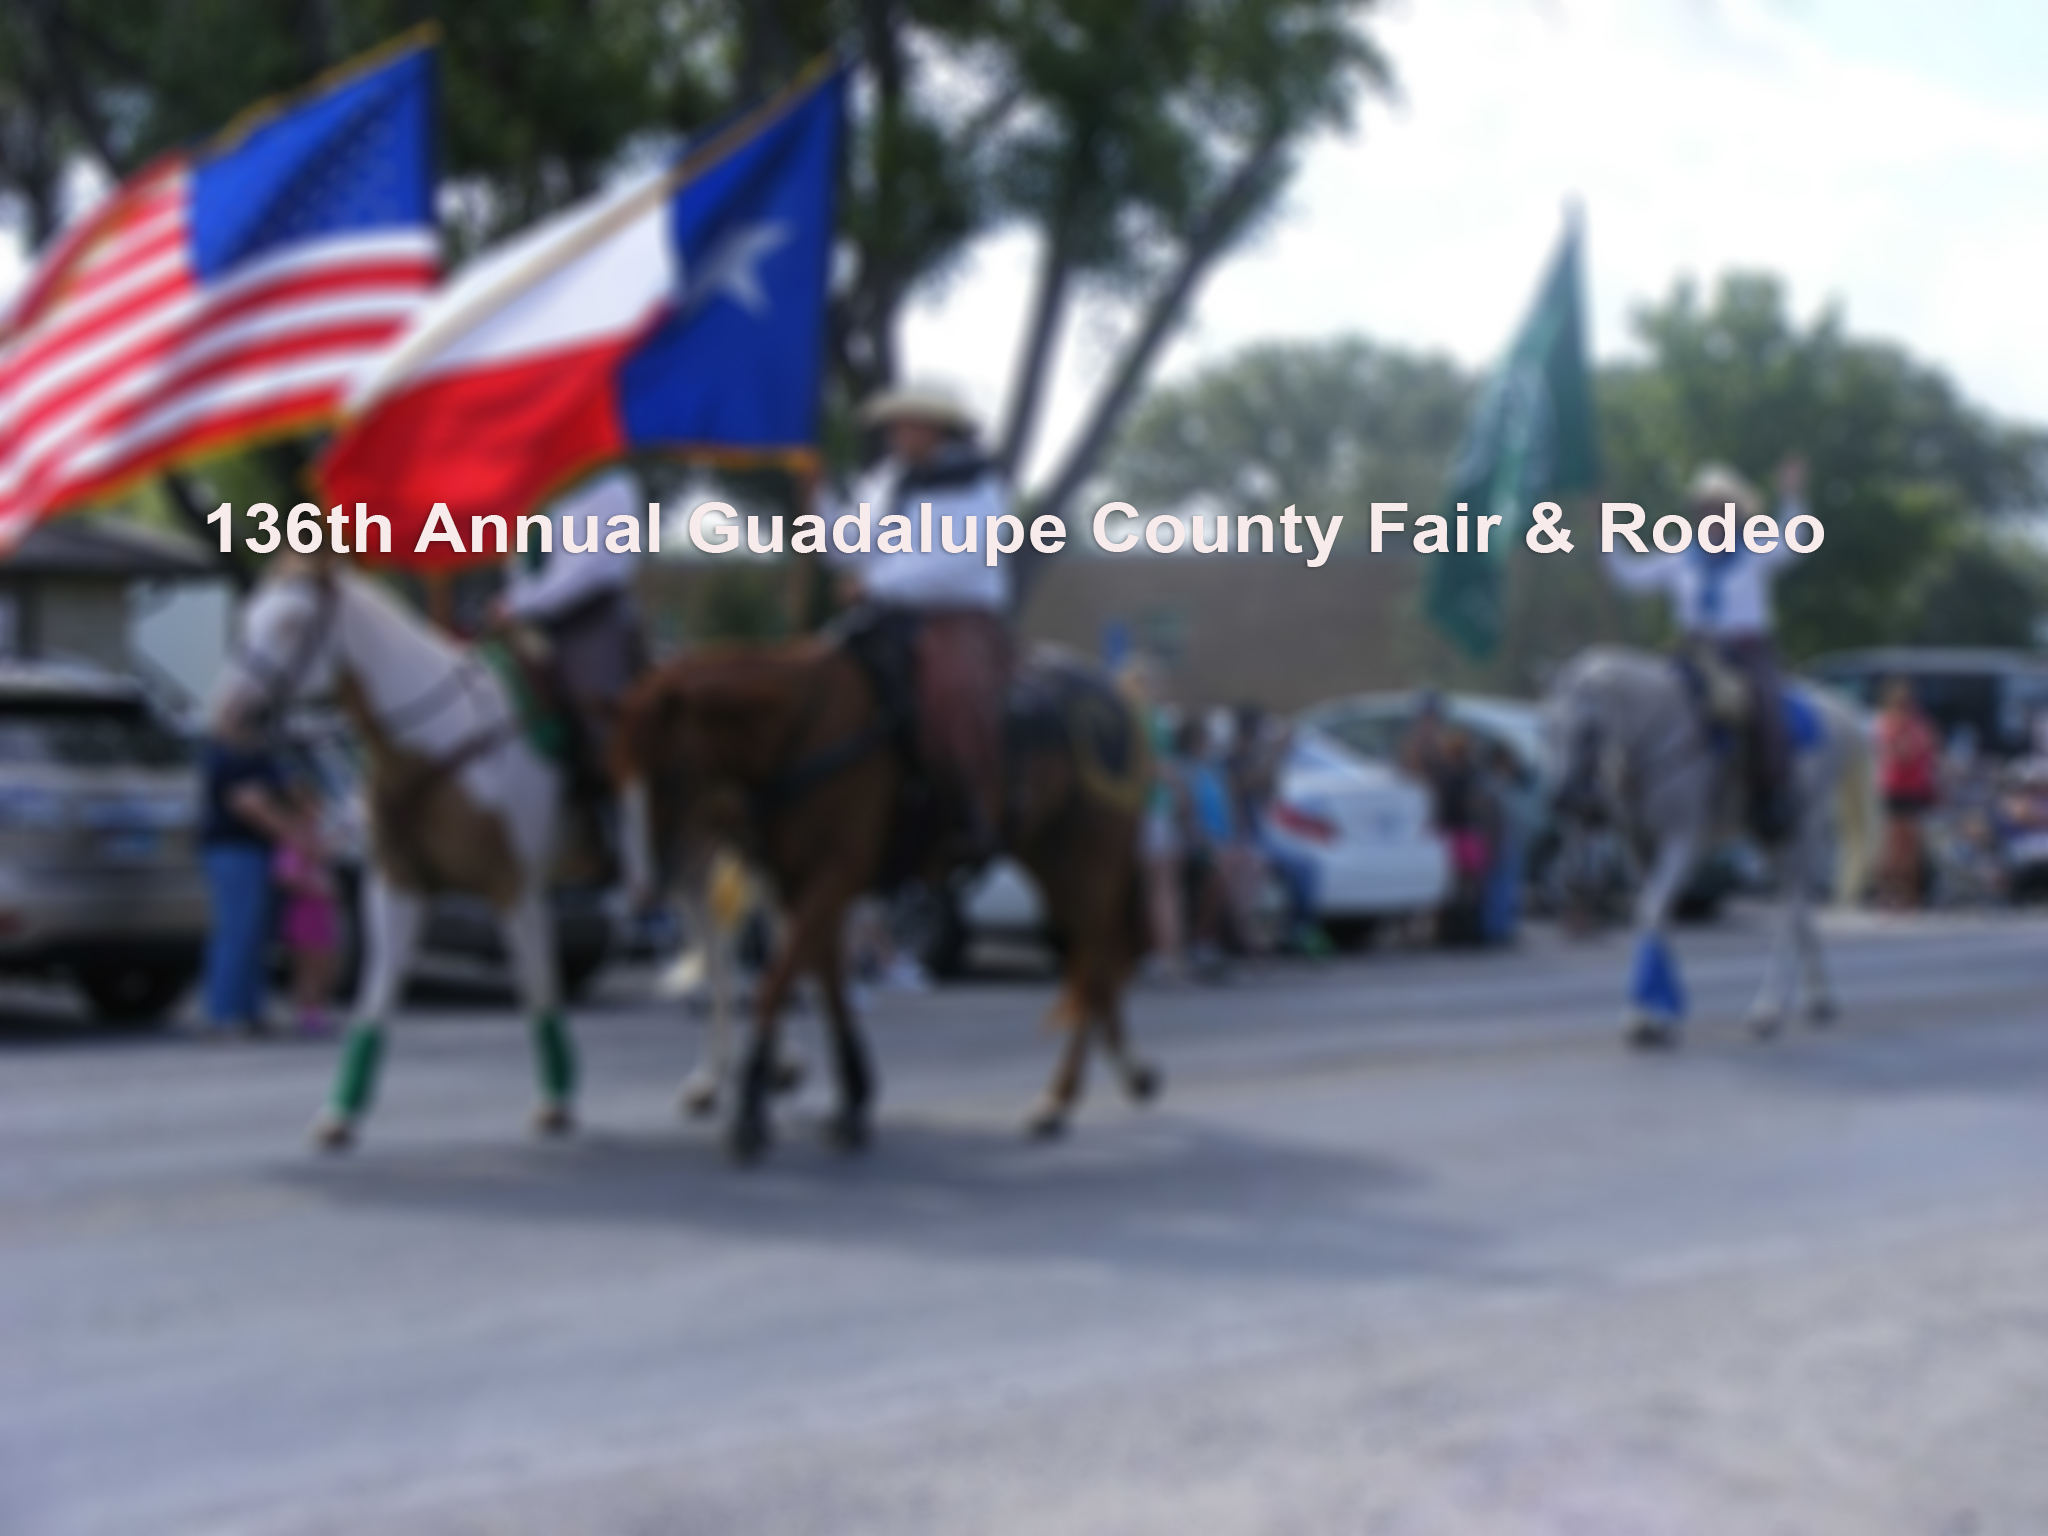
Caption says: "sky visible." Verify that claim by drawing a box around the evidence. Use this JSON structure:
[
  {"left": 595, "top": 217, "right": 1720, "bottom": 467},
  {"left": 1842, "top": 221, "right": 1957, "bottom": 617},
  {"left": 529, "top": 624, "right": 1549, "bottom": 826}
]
[
  {"left": 900, "top": 0, "right": 2048, "bottom": 486},
  {"left": 4, "top": 0, "right": 2043, "bottom": 497}
]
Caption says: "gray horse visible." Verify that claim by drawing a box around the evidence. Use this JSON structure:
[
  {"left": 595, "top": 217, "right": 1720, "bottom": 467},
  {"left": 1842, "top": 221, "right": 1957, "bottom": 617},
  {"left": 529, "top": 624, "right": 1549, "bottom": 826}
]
[{"left": 1546, "top": 646, "right": 1874, "bottom": 1046}]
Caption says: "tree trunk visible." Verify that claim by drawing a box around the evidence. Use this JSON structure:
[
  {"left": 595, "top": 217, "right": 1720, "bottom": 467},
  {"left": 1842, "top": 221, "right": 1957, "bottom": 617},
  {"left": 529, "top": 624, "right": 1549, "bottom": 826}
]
[
  {"left": 1000, "top": 190, "right": 1080, "bottom": 476},
  {"left": 1014, "top": 133, "right": 1287, "bottom": 609}
]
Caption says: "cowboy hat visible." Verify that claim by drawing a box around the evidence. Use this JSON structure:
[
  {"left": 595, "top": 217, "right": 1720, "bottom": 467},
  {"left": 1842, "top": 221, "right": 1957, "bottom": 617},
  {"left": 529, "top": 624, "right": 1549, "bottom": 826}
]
[
  {"left": 858, "top": 383, "right": 979, "bottom": 433},
  {"left": 1685, "top": 462, "right": 1762, "bottom": 520}
]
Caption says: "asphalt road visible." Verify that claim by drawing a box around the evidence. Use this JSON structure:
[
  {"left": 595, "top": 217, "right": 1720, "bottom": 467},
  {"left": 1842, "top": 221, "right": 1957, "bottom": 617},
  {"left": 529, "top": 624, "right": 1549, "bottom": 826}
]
[{"left": 5, "top": 908, "right": 2047, "bottom": 1535}]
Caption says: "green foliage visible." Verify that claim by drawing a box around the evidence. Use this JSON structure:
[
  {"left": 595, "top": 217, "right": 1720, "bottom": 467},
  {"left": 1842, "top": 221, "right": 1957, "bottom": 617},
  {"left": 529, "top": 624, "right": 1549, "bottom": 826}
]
[
  {"left": 1105, "top": 277, "right": 2048, "bottom": 690},
  {"left": 1104, "top": 338, "right": 1472, "bottom": 531},
  {"left": 1906, "top": 534, "right": 2048, "bottom": 648},
  {"left": 1, "top": 0, "right": 1392, "bottom": 569},
  {"left": 1601, "top": 272, "right": 2048, "bottom": 658}
]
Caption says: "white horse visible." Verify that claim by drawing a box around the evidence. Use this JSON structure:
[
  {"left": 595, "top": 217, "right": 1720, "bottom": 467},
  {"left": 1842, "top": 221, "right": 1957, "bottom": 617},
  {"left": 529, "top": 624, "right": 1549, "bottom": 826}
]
[
  {"left": 212, "top": 556, "right": 576, "bottom": 1148},
  {"left": 1545, "top": 646, "right": 1874, "bottom": 1046}
]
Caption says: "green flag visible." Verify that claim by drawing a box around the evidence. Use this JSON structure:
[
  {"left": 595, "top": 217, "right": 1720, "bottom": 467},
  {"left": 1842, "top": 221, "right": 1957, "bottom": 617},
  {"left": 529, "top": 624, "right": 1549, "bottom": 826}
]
[{"left": 1425, "top": 218, "right": 1600, "bottom": 658}]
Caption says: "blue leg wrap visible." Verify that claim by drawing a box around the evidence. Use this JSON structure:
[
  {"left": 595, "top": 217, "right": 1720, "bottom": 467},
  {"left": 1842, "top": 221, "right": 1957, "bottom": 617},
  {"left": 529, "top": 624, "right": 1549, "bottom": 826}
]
[{"left": 1630, "top": 934, "right": 1687, "bottom": 1021}]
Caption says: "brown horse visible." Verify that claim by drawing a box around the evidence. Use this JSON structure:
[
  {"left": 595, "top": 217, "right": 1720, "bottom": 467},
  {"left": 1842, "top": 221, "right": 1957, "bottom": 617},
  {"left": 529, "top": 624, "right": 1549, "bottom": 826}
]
[{"left": 614, "top": 633, "right": 1158, "bottom": 1160}]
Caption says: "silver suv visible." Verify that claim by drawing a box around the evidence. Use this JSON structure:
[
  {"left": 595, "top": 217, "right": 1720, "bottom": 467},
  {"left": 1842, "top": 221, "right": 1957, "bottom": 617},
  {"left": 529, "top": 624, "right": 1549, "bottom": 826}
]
[{"left": 0, "top": 662, "right": 206, "bottom": 1022}]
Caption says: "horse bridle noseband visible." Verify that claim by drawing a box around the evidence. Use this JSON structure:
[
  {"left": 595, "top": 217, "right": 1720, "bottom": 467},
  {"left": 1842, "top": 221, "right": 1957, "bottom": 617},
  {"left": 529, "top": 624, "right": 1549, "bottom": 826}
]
[{"left": 233, "top": 574, "right": 341, "bottom": 722}]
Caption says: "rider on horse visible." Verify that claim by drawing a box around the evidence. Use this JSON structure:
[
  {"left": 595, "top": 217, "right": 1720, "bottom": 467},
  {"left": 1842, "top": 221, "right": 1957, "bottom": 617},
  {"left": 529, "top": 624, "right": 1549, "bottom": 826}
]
[
  {"left": 1606, "top": 457, "right": 1807, "bottom": 842},
  {"left": 832, "top": 384, "right": 1015, "bottom": 861},
  {"left": 490, "top": 466, "right": 649, "bottom": 791}
]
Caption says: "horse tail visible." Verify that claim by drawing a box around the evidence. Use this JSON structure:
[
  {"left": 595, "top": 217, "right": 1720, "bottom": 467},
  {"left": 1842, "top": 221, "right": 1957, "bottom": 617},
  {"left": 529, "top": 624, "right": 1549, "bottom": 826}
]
[{"left": 1830, "top": 709, "right": 1876, "bottom": 906}]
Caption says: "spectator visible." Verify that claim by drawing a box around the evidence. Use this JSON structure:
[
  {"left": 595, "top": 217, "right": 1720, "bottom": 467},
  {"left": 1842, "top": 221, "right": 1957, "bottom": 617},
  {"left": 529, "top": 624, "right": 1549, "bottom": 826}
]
[
  {"left": 1139, "top": 701, "right": 1189, "bottom": 981},
  {"left": 1246, "top": 711, "right": 1328, "bottom": 955},
  {"left": 1401, "top": 696, "right": 1494, "bottom": 945},
  {"left": 1875, "top": 677, "right": 1939, "bottom": 908},
  {"left": 1399, "top": 689, "right": 1451, "bottom": 787},
  {"left": 273, "top": 774, "right": 341, "bottom": 1036},
  {"left": 1431, "top": 729, "right": 1495, "bottom": 945},
  {"left": 1479, "top": 742, "right": 1537, "bottom": 944},
  {"left": 1179, "top": 715, "right": 1238, "bottom": 977},
  {"left": 1211, "top": 707, "right": 1271, "bottom": 958},
  {"left": 197, "top": 712, "right": 297, "bottom": 1036}
]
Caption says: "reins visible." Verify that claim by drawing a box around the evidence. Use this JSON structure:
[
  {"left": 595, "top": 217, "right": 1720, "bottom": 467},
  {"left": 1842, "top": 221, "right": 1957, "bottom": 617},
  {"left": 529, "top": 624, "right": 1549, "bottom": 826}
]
[
  {"left": 245, "top": 574, "right": 519, "bottom": 791},
  {"left": 744, "top": 648, "right": 899, "bottom": 824}
]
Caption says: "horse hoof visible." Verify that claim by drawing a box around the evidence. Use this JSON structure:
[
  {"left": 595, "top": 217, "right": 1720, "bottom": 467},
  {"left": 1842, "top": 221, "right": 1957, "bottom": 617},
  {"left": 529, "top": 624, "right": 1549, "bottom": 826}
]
[
  {"left": 823, "top": 1109, "right": 871, "bottom": 1152},
  {"left": 1626, "top": 1021, "right": 1680, "bottom": 1051},
  {"left": 725, "top": 1119, "right": 771, "bottom": 1165},
  {"left": 1024, "top": 1105, "right": 1068, "bottom": 1140},
  {"left": 1748, "top": 1013, "right": 1783, "bottom": 1042},
  {"left": 771, "top": 1055, "right": 806, "bottom": 1095},
  {"left": 309, "top": 1114, "right": 354, "bottom": 1153},
  {"left": 679, "top": 1078, "right": 720, "bottom": 1119},
  {"left": 1125, "top": 1063, "right": 1163, "bottom": 1104},
  {"left": 532, "top": 1103, "right": 576, "bottom": 1138},
  {"left": 1807, "top": 998, "right": 1837, "bottom": 1028}
]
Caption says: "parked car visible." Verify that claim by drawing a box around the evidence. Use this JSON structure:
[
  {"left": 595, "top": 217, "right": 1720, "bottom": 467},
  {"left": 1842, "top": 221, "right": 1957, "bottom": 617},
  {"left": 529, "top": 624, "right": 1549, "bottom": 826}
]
[
  {"left": 1805, "top": 647, "right": 2048, "bottom": 761},
  {"left": 0, "top": 661, "right": 206, "bottom": 1022},
  {"left": 924, "top": 724, "right": 1449, "bottom": 971},
  {"left": 1259, "top": 728, "right": 1449, "bottom": 941},
  {"left": 279, "top": 710, "right": 615, "bottom": 1000}
]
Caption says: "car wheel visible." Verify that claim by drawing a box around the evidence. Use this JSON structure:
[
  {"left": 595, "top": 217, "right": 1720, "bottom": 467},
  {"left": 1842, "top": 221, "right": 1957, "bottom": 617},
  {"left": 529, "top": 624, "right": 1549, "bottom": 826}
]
[{"left": 79, "top": 962, "right": 195, "bottom": 1026}]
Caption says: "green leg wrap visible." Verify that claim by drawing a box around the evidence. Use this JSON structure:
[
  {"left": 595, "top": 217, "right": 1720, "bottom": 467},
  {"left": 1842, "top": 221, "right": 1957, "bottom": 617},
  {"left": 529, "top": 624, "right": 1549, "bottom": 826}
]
[
  {"left": 331, "top": 1025, "right": 385, "bottom": 1119},
  {"left": 532, "top": 1012, "right": 577, "bottom": 1103}
]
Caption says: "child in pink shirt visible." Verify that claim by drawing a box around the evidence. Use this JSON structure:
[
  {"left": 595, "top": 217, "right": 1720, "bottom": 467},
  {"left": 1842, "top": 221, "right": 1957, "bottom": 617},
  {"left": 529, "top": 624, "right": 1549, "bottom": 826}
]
[{"left": 274, "top": 783, "right": 341, "bottom": 1036}]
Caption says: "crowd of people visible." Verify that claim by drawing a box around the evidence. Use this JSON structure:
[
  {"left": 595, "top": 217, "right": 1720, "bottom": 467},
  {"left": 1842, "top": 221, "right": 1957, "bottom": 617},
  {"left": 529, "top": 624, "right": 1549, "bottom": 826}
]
[{"left": 1132, "top": 695, "right": 1311, "bottom": 980}]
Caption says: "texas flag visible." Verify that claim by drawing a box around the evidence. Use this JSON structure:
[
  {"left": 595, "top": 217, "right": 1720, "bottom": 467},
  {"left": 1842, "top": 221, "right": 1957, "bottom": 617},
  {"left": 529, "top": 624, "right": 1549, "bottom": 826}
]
[{"left": 322, "top": 65, "right": 843, "bottom": 564}]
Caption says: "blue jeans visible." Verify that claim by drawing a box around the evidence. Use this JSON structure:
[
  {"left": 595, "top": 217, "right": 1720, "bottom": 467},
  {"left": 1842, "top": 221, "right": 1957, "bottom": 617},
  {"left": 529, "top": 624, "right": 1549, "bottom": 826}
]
[
  {"left": 202, "top": 843, "right": 272, "bottom": 1027},
  {"left": 1259, "top": 831, "right": 1321, "bottom": 939}
]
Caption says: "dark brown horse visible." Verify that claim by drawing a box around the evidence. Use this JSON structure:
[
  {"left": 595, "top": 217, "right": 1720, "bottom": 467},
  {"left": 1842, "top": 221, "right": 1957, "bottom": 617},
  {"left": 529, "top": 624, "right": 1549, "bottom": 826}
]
[{"left": 614, "top": 633, "right": 1158, "bottom": 1160}]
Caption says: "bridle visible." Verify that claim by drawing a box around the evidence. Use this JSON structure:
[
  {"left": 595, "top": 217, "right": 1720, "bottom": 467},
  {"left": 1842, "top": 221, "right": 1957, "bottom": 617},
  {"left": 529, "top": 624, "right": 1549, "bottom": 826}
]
[
  {"left": 232, "top": 574, "right": 340, "bottom": 723},
  {"left": 235, "top": 572, "right": 496, "bottom": 738}
]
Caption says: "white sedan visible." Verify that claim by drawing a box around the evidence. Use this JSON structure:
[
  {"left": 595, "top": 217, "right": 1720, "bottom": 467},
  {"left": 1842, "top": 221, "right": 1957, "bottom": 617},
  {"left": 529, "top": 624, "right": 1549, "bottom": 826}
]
[{"left": 1258, "top": 728, "right": 1449, "bottom": 930}]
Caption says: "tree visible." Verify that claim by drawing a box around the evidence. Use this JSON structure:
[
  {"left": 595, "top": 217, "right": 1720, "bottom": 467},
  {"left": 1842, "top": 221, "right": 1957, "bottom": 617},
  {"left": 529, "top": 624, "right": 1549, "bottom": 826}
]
[
  {"left": 1098, "top": 276, "right": 2048, "bottom": 694},
  {"left": 1907, "top": 536, "right": 2048, "bottom": 649},
  {"left": 1097, "top": 333, "right": 1651, "bottom": 694},
  {"left": 1601, "top": 273, "right": 2048, "bottom": 658},
  {"left": 0, "top": 0, "right": 1392, "bottom": 590},
  {"left": 1101, "top": 336, "right": 1471, "bottom": 531}
]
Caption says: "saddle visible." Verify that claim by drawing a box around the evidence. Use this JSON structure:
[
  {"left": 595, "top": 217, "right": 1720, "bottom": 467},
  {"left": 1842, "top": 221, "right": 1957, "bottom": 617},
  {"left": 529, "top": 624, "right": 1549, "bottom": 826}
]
[
  {"left": 479, "top": 630, "right": 619, "bottom": 886},
  {"left": 834, "top": 611, "right": 1144, "bottom": 885},
  {"left": 1672, "top": 644, "right": 1813, "bottom": 845},
  {"left": 477, "top": 632, "right": 573, "bottom": 766},
  {"left": 1676, "top": 641, "right": 1750, "bottom": 730},
  {"left": 833, "top": 606, "right": 938, "bottom": 886}
]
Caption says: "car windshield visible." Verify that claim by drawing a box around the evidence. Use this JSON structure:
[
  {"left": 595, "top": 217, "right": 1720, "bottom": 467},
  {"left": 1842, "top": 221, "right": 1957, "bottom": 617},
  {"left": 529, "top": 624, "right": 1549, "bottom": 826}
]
[
  {"left": 1310, "top": 711, "right": 1408, "bottom": 762},
  {"left": 0, "top": 700, "right": 191, "bottom": 768}
]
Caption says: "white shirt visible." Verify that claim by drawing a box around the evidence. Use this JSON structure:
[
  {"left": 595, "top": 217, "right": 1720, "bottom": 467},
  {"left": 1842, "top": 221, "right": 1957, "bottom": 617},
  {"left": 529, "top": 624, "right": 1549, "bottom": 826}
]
[
  {"left": 1605, "top": 497, "right": 1805, "bottom": 638},
  {"left": 833, "top": 456, "right": 1012, "bottom": 612},
  {"left": 500, "top": 468, "right": 641, "bottom": 623}
]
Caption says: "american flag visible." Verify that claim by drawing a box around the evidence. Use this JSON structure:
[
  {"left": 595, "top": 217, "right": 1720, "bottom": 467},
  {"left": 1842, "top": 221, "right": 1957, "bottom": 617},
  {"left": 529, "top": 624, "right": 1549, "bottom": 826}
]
[{"left": 0, "top": 38, "right": 439, "bottom": 551}]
